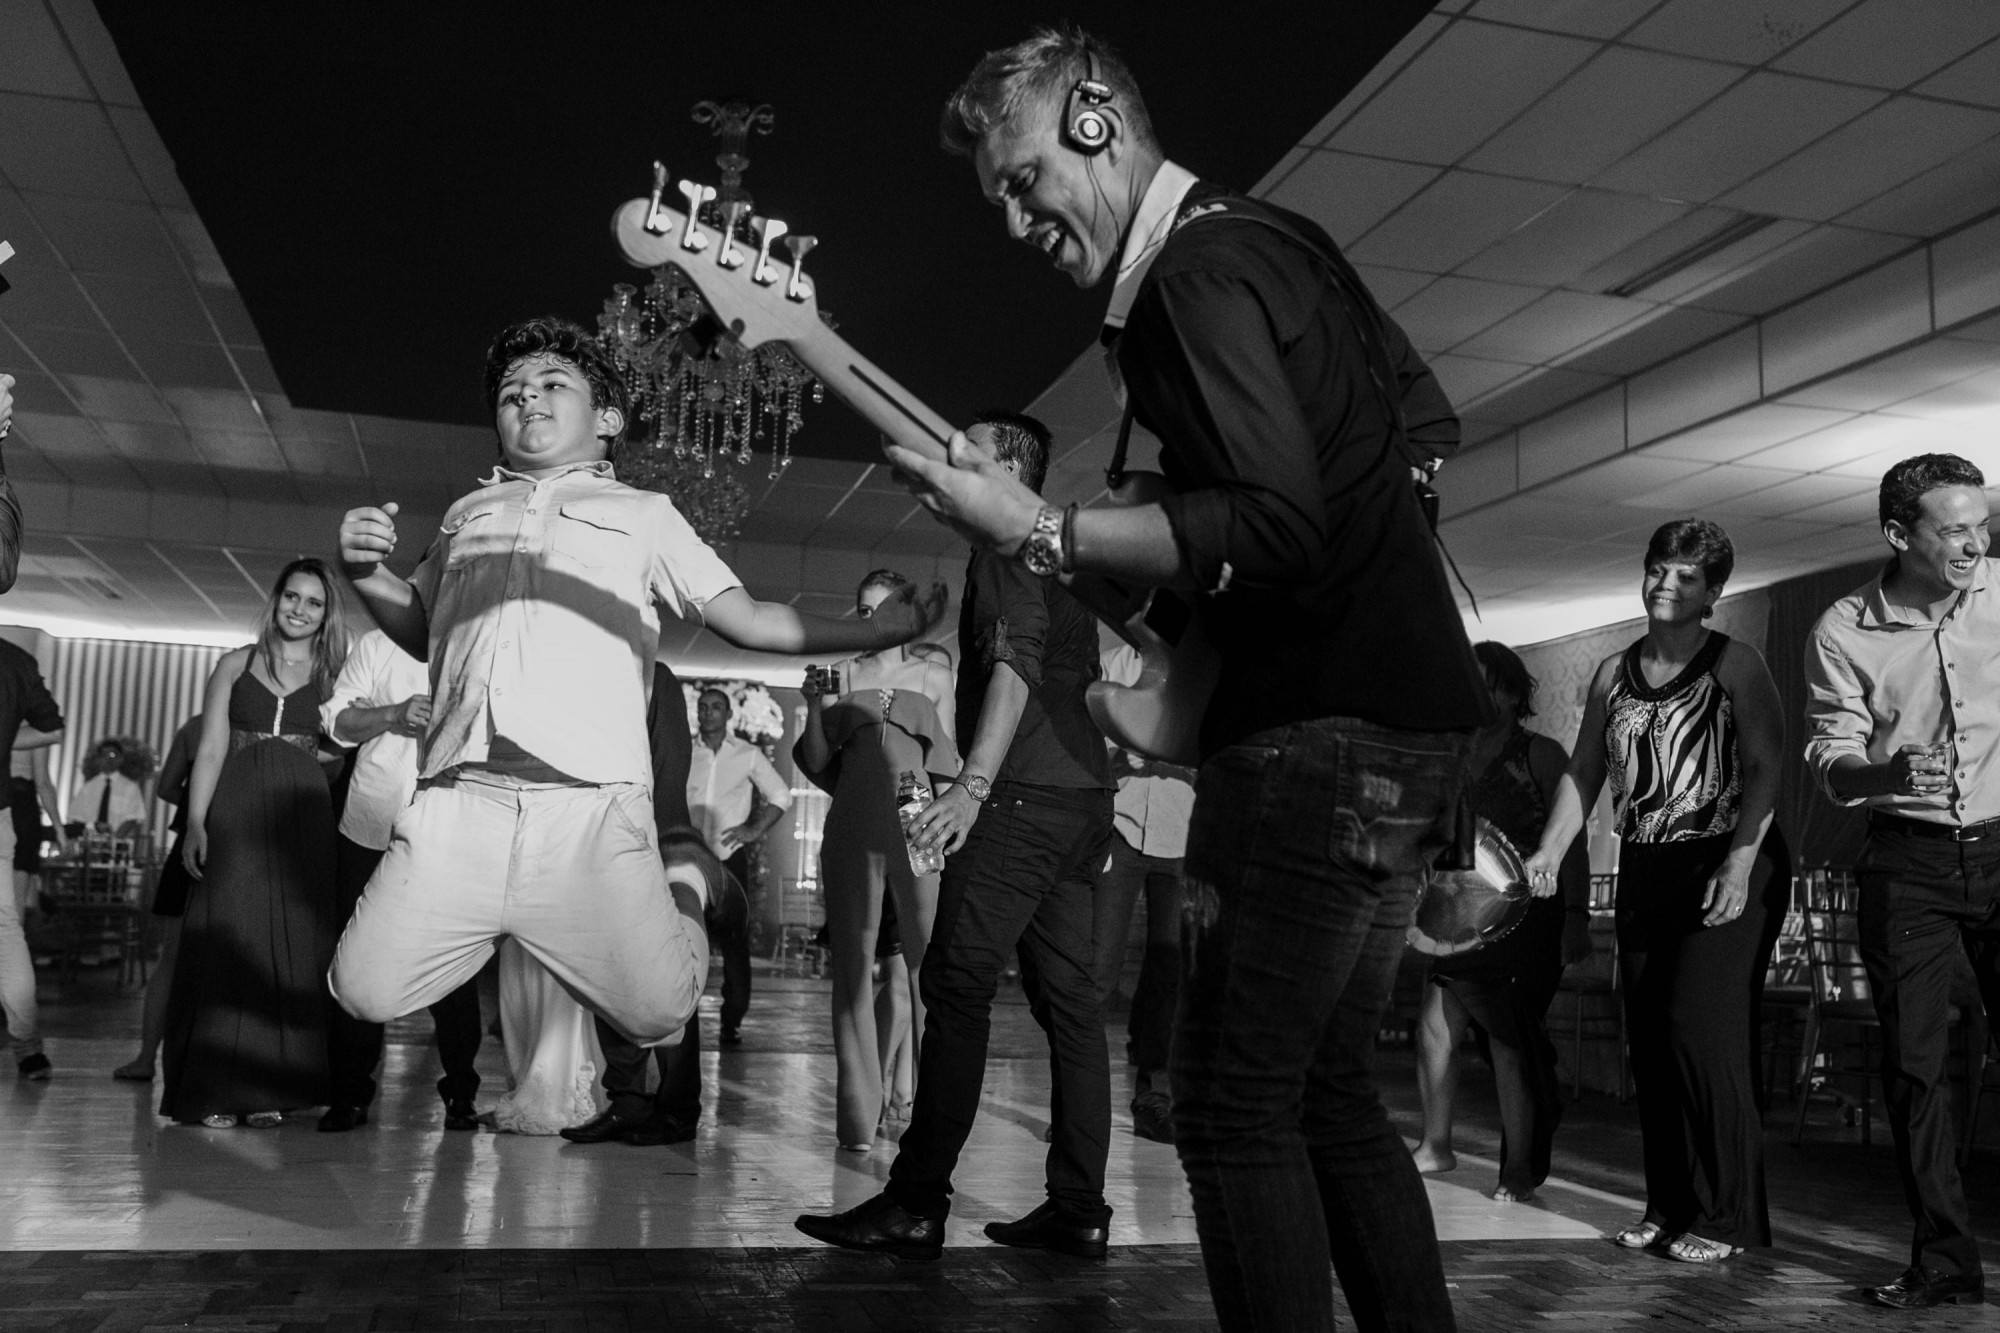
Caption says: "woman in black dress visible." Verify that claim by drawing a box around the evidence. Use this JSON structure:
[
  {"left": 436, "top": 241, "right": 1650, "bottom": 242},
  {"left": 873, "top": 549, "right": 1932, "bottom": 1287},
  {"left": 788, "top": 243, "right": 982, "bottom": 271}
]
[
  {"left": 160, "top": 558, "right": 348, "bottom": 1128},
  {"left": 1526, "top": 520, "right": 1790, "bottom": 1263},
  {"left": 1412, "top": 642, "right": 1590, "bottom": 1201}
]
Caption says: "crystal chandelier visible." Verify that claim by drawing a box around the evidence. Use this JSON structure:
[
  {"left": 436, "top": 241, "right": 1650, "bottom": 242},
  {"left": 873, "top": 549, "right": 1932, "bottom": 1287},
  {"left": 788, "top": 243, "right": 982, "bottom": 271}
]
[{"left": 598, "top": 100, "right": 826, "bottom": 544}]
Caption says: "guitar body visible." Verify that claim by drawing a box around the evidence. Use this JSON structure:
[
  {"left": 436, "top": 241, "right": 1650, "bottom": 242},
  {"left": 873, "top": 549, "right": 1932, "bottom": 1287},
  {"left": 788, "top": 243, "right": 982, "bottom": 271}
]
[
  {"left": 1068, "top": 471, "right": 1220, "bottom": 768},
  {"left": 612, "top": 188, "right": 1215, "bottom": 764}
]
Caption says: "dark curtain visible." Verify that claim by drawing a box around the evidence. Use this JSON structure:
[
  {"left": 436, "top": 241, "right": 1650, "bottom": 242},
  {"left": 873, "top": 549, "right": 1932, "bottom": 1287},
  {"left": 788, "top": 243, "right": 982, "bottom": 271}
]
[{"left": 1764, "top": 559, "right": 1881, "bottom": 872}]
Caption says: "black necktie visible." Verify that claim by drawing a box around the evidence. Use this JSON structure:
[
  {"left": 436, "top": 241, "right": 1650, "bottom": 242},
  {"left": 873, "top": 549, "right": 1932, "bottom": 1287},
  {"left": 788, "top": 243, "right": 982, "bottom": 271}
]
[{"left": 95, "top": 780, "right": 111, "bottom": 827}]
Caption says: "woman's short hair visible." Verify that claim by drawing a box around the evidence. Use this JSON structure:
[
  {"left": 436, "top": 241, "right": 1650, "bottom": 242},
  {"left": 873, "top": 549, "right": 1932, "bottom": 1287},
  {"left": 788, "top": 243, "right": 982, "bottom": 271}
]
[
  {"left": 973, "top": 410, "right": 1052, "bottom": 493},
  {"left": 856, "top": 568, "right": 912, "bottom": 612},
  {"left": 1879, "top": 453, "right": 1985, "bottom": 531},
  {"left": 1472, "top": 642, "right": 1536, "bottom": 720},
  {"left": 940, "top": 23, "right": 1156, "bottom": 157},
  {"left": 1642, "top": 518, "right": 1735, "bottom": 589},
  {"left": 482, "top": 316, "right": 628, "bottom": 430}
]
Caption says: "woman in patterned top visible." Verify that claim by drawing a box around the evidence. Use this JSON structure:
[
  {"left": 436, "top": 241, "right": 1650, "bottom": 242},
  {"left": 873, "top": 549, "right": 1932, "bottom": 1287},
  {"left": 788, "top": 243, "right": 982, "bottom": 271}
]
[{"left": 1525, "top": 519, "right": 1790, "bottom": 1264}]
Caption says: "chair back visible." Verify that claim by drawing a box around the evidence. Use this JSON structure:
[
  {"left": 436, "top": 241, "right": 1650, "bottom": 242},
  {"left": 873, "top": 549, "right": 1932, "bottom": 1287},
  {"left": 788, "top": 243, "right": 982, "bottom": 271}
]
[
  {"left": 1799, "top": 867, "right": 1869, "bottom": 1006},
  {"left": 74, "top": 832, "right": 141, "bottom": 906}
]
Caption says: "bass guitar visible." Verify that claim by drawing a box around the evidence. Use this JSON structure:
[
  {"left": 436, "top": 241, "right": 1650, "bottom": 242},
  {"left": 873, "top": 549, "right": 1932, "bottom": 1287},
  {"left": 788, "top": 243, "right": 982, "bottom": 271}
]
[{"left": 612, "top": 166, "right": 1216, "bottom": 764}]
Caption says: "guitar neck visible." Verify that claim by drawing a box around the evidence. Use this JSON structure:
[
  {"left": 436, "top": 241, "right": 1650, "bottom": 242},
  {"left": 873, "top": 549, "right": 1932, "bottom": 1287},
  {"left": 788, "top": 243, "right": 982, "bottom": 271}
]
[{"left": 783, "top": 323, "right": 955, "bottom": 467}]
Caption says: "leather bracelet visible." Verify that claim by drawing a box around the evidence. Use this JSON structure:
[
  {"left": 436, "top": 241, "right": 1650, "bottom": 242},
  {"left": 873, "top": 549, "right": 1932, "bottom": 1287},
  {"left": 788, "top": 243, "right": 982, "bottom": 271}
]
[{"left": 1060, "top": 503, "right": 1078, "bottom": 575}]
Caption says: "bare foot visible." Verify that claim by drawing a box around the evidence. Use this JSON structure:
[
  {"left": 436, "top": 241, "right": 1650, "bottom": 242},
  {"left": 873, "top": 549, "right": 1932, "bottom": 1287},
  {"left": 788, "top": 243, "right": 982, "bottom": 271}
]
[
  {"left": 1490, "top": 1185, "right": 1536, "bottom": 1203},
  {"left": 1410, "top": 1143, "right": 1457, "bottom": 1174}
]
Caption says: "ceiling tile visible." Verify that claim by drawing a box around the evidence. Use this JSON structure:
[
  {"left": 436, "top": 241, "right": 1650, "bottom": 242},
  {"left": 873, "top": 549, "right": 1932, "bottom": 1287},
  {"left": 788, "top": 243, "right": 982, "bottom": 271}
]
[
  {"left": 1463, "top": 0, "right": 1657, "bottom": 38},
  {"left": 1746, "top": 413, "right": 1954, "bottom": 472},
  {"left": 1950, "top": 312, "right": 2000, "bottom": 343},
  {"left": 212, "top": 469, "right": 303, "bottom": 504},
  {"left": 1872, "top": 366, "right": 2000, "bottom": 420},
  {"left": 1628, "top": 326, "right": 1761, "bottom": 446},
  {"left": 1428, "top": 354, "right": 1532, "bottom": 407},
  {"left": 97, "top": 418, "right": 196, "bottom": 462},
  {"left": 158, "top": 387, "right": 264, "bottom": 433},
  {"left": 103, "top": 105, "right": 194, "bottom": 211},
  {"left": 1773, "top": 0, "right": 2000, "bottom": 89},
  {"left": 1454, "top": 290, "right": 1653, "bottom": 365},
  {"left": 274, "top": 435, "right": 364, "bottom": 477},
  {"left": 1837, "top": 134, "right": 2000, "bottom": 237},
  {"left": 1263, "top": 152, "right": 1441, "bottom": 248},
  {"left": 1533, "top": 454, "right": 1710, "bottom": 505},
  {"left": 1703, "top": 471, "right": 1875, "bottom": 519},
  {"left": 1327, "top": 21, "right": 1596, "bottom": 166},
  {"left": 1640, "top": 403, "right": 1856, "bottom": 462},
  {"left": 3, "top": 445, "right": 70, "bottom": 485},
  {"left": 1763, "top": 251, "right": 1931, "bottom": 395},
  {"left": 1717, "top": 97, "right": 2000, "bottom": 222},
  {"left": 1623, "top": 0, "right": 1852, "bottom": 65},
  {"left": 0, "top": 92, "right": 148, "bottom": 200},
  {"left": 1618, "top": 462, "right": 1797, "bottom": 510},
  {"left": 1917, "top": 36, "right": 2000, "bottom": 107},
  {"left": 1347, "top": 171, "right": 1570, "bottom": 272},
  {"left": 1780, "top": 339, "right": 2000, "bottom": 413},
  {"left": 1593, "top": 73, "right": 1883, "bottom": 203},
  {"left": 0, "top": 367, "right": 68, "bottom": 415},
  {"left": 1457, "top": 190, "right": 1690, "bottom": 287},
  {"left": 1682, "top": 226, "right": 1910, "bottom": 318},
  {"left": 1388, "top": 276, "right": 1544, "bottom": 353},
  {"left": 196, "top": 430, "right": 286, "bottom": 472},
  {"left": 1353, "top": 265, "right": 1436, "bottom": 309},
  {"left": 1561, "top": 304, "right": 1750, "bottom": 377},
  {"left": 60, "top": 374, "right": 171, "bottom": 424},
  {"left": 1464, "top": 366, "right": 1619, "bottom": 425},
  {"left": 26, "top": 330, "right": 137, "bottom": 380},
  {"left": 9, "top": 411, "right": 103, "bottom": 456},
  {"left": 123, "top": 339, "right": 242, "bottom": 392},
  {"left": 1465, "top": 48, "right": 1742, "bottom": 184},
  {"left": 20, "top": 193, "right": 177, "bottom": 277},
  {"left": 0, "top": 0, "right": 93, "bottom": 98},
  {"left": 76, "top": 273, "right": 212, "bottom": 342},
  {"left": 259, "top": 398, "right": 354, "bottom": 445}
]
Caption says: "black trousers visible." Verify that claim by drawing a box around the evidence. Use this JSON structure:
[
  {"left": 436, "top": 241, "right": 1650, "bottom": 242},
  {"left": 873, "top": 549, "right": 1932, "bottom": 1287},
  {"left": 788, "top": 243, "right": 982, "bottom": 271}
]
[
  {"left": 327, "top": 834, "right": 482, "bottom": 1107},
  {"left": 719, "top": 848, "right": 752, "bottom": 1032},
  {"left": 886, "top": 781, "right": 1114, "bottom": 1222},
  {"left": 1857, "top": 826, "right": 2000, "bottom": 1279},
  {"left": 595, "top": 1011, "right": 702, "bottom": 1123},
  {"left": 1617, "top": 834, "right": 1785, "bottom": 1249}
]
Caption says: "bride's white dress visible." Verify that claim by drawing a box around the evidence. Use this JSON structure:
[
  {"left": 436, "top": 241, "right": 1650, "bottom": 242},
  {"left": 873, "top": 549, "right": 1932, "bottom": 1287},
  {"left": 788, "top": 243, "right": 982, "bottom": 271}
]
[{"left": 487, "top": 938, "right": 605, "bottom": 1135}]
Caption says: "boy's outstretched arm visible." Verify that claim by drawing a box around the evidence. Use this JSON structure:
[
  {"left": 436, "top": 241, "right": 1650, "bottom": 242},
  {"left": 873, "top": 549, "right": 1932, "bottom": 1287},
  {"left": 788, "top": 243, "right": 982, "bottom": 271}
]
[{"left": 700, "top": 581, "right": 948, "bottom": 655}]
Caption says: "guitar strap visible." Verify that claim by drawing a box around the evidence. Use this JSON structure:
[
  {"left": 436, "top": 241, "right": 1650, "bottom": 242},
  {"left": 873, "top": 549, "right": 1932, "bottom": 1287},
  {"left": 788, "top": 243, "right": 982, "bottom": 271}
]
[{"left": 1104, "top": 192, "right": 1479, "bottom": 617}]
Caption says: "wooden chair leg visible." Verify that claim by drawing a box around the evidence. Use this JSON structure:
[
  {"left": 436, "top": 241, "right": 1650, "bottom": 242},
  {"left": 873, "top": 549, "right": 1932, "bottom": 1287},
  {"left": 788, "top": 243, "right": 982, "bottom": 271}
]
[{"left": 1792, "top": 1014, "right": 1821, "bottom": 1146}]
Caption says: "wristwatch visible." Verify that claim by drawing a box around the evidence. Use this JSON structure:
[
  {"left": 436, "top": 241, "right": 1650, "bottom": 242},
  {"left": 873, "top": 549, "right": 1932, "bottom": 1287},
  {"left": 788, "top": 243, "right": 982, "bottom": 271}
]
[
  {"left": 1021, "top": 503, "right": 1064, "bottom": 577},
  {"left": 955, "top": 773, "right": 992, "bottom": 802}
]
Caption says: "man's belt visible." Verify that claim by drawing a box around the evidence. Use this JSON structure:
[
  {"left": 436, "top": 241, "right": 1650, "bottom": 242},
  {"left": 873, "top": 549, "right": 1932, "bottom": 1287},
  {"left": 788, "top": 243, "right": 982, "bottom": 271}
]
[{"left": 1869, "top": 811, "right": 2000, "bottom": 843}]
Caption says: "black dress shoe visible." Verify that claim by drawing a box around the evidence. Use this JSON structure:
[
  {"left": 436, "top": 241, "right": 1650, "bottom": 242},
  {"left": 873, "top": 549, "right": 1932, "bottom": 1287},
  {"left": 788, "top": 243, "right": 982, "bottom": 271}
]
[
  {"left": 1131, "top": 1092, "right": 1175, "bottom": 1145},
  {"left": 1870, "top": 1266, "right": 1985, "bottom": 1309},
  {"left": 622, "top": 1113, "right": 697, "bottom": 1146},
  {"left": 316, "top": 1105, "right": 367, "bottom": 1133},
  {"left": 559, "top": 1106, "right": 647, "bottom": 1144},
  {"left": 795, "top": 1192, "right": 944, "bottom": 1260},
  {"left": 719, "top": 1026, "right": 742, "bottom": 1047},
  {"left": 983, "top": 1199, "right": 1110, "bottom": 1259},
  {"left": 442, "top": 1098, "right": 479, "bottom": 1131}
]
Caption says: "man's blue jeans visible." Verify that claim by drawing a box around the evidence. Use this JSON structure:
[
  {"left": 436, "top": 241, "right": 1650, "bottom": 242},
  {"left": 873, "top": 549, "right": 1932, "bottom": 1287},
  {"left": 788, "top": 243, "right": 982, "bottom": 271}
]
[{"left": 1173, "top": 717, "right": 1469, "bottom": 1332}]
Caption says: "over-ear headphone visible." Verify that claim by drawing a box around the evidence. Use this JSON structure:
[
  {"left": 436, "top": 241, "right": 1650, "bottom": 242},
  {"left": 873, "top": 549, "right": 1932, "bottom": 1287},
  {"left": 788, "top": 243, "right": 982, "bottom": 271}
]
[{"left": 1064, "top": 48, "right": 1114, "bottom": 154}]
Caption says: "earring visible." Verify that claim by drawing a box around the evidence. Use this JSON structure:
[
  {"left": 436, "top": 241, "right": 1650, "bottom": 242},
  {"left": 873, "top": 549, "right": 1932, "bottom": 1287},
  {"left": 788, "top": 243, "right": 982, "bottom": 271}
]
[{"left": 1701, "top": 606, "right": 1714, "bottom": 620}]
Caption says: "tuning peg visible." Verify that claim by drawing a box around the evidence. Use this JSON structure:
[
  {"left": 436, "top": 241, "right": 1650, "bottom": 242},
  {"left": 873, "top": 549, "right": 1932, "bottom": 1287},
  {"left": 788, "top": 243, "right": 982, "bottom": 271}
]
[
  {"left": 782, "top": 234, "right": 818, "bottom": 302},
  {"left": 675, "top": 180, "right": 717, "bottom": 252},
  {"left": 644, "top": 161, "right": 672, "bottom": 235},
  {"left": 750, "top": 216, "right": 788, "bottom": 286},
  {"left": 715, "top": 199, "right": 748, "bottom": 270}
]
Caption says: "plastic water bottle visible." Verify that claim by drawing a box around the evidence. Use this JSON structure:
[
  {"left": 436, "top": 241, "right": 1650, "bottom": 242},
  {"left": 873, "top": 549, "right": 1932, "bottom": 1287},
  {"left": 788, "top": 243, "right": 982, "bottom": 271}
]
[{"left": 898, "top": 770, "right": 944, "bottom": 876}]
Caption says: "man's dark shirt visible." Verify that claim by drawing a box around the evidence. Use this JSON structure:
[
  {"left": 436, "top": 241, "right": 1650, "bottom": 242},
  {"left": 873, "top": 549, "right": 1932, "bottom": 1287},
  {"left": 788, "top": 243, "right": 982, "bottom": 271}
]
[
  {"left": 957, "top": 548, "right": 1111, "bottom": 791},
  {"left": 1114, "top": 179, "right": 1489, "bottom": 753},
  {"left": 0, "top": 638, "right": 61, "bottom": 810},
  {"left": 0, "top": 478, "right": 20, "bottom": 594}
]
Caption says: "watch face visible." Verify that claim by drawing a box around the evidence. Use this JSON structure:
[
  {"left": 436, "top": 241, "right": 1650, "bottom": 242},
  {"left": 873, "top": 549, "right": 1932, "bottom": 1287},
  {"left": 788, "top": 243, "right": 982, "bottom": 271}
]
[{"left": 1023, "top": 533, "right": 1061, "bottom": 577}]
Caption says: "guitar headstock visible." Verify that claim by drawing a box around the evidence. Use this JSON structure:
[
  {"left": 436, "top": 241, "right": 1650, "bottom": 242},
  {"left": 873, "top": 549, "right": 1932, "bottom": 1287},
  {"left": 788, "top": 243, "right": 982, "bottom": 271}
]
[{"left": 612, "top": 162, "right": 824, "bottom": 352}]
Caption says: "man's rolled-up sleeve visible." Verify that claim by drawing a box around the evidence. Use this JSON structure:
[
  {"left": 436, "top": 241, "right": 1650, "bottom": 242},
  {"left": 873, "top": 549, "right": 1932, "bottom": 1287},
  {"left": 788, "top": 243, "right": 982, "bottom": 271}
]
[
  {"left": 1804, "top": 632, "right": 1872, "bottom": 806},
  {"left": 320, "top": 636, "right": 383, "bottom": 746},
  {"left": 750, "top": 752, "right": 792, "bottom": 812},
  {"left": 969, "top": 552, "right": 1047, "bottom": 689},
  {"left": 1123, "top": 271, "right": 1332, "bottom": 593}
]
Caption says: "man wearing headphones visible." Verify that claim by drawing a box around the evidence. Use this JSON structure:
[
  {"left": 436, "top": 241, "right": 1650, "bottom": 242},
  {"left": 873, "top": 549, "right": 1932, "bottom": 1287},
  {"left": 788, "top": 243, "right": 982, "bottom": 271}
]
[{"left": 884, "top": 26, "right": 1487, "bottom": 1333}]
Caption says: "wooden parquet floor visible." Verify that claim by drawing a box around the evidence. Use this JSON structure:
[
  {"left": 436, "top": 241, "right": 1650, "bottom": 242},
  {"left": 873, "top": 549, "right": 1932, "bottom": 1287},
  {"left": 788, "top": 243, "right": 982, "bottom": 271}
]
[{"left": 7, "top": 1238, "right": 2000, "bottom": 1331}]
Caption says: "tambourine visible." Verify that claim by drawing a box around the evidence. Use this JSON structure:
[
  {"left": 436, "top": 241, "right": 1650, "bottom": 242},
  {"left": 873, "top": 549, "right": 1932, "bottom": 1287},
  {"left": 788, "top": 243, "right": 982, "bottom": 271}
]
[{"left": 1408, "top": 817, "right": 1533, "bottom": 957}]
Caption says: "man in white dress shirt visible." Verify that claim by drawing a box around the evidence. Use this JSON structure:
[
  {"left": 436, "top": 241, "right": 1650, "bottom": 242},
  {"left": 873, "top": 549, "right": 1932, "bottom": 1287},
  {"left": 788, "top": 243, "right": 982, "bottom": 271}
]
[
  {"left": 686, "top": 687, "right": 791, "bottom": 1044},
  {"left": 317, "top": 628, "right": 483, "bottom": 1133},
  {"left": 331, "top": 317, "right": 941, "bottom": 1046}
]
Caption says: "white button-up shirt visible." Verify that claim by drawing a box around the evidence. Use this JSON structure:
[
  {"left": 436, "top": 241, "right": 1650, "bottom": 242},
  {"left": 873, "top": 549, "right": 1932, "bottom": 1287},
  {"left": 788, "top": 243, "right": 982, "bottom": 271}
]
[
  {"left": 1806, "top": 557, "right": 2000, "bottom": 825},
  {"left": 410, "top": 461, "right": 741, "bottom": 788},
  {"left": 688, "top": 734, "right": 791, "bottom": 853},
  {"left": 321, "top": 629, "right": 429, "bottom": 851}
]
